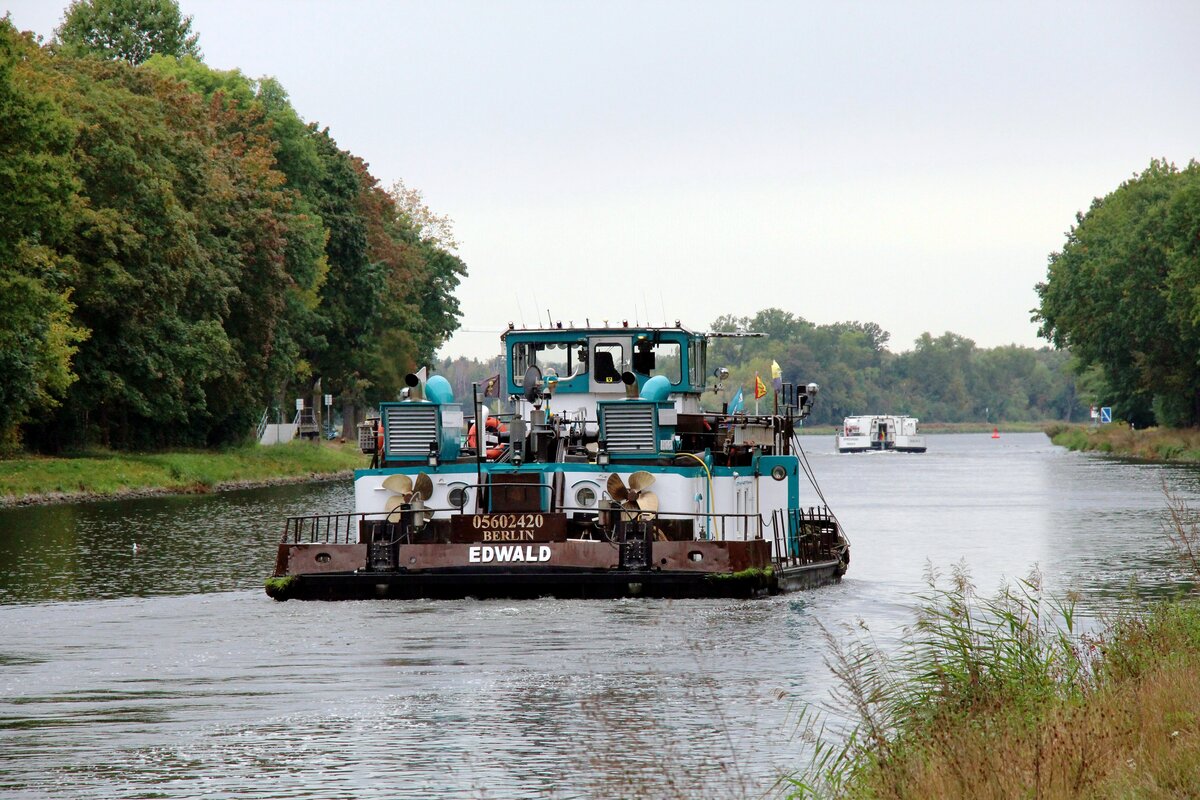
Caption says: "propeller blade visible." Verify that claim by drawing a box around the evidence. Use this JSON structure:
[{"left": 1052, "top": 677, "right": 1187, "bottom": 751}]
[
  {"left": 413, "top": 472, "right": 433, "bottom": 501},
  {"left": 621, "top": 500, "right": 640, "bottom": 522},
  {"left": 628, "top": 471, "right": 655, "bottom": 493},
  {"left": 382, "top": 474, "right": 413, "bottom": 495},
  {"left": 606, "top": 472, "right": 629, "bottom": 502},
  {"left": 636, "top": 491, "right": 659, "bottom": 515},
  {"left": 385, "top": 494, "right": 407, "bottom": 523}
]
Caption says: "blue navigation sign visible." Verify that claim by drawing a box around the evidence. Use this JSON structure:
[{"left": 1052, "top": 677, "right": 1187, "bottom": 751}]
[{"left": 1100, "top": 406, "right": 1112, "bottom": 424}]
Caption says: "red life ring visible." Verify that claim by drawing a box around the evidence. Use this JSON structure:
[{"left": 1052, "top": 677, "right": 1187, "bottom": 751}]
[{"left": 468, "top": 417, "right": 508, "bottom": 459}]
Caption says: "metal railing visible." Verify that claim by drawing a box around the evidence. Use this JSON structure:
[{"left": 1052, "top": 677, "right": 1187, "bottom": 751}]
[
  {"left": 255, "top": 407, "right": 270, "bottom": 443},
  {"left": 282, "top": 511, "right": 377, "bottom": 545},
  {"left": 280, "top": 504, "right": 844, "bottom": 569},
  {"left": 771, "top": 506, "right": 843, "bottom": 569}
]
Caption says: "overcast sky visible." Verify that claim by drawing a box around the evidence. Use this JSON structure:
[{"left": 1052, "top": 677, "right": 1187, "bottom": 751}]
[{"left": 7, "top": 1, "right": 1199, "bottom": 361}]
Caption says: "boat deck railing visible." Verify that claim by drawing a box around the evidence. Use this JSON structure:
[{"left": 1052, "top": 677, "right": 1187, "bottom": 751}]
[{"left": 280, "top": 506, "right": 843, "bottom": 568}]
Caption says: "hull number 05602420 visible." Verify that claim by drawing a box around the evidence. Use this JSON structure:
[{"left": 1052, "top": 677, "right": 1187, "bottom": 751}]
[{"left": 471, "top": 514, "right": 544, "bottom": 530}]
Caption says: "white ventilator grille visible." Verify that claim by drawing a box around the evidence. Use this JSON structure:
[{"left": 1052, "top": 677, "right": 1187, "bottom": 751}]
[
  {"left": 384, "top": 405, "right": 439, "bottom": 456},
  {"left": 602, "top": 403, "right": 657, "bottom": 453}
]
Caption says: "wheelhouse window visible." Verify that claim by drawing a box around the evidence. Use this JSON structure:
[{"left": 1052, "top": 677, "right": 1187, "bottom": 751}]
[
  {"left": 632, "top": 340, "right": 682, "bottom": 384},
  {"left": 688, "top": 338, "right": 705, "bottom": 387},
  {"left": 511, "top": 341, "right": 576, "bottom": 381},
  {"left": 592, "top": 342, "right": 626, "bottom": 384}
]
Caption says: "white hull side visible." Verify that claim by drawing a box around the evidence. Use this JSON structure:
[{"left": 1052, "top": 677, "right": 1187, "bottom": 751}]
[{"left": 836, "top": 434, "right": 873, "bottom": 452}]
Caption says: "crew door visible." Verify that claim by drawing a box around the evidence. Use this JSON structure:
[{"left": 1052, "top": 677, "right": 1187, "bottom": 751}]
[{"left": 589, "top": 337, "right": 631, "bottom": 394}]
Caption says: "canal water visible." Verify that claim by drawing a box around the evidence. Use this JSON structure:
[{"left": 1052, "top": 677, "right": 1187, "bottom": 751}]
[{"left": 2, "top": 433, "right": 1199, "bottom": 799}]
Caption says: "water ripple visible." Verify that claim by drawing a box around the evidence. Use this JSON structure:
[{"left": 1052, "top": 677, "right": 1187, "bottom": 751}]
[{"left": 3, "top": 435, "right": 1200, "bottom": 797}]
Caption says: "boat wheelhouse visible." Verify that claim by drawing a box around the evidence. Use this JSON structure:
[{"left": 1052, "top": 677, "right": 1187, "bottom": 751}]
[
  {"left": 836, "top": 415, "right": 926, "bottom": 453},
  {"left": 267, "top": 323, "right": 848, "bottom": 600}
]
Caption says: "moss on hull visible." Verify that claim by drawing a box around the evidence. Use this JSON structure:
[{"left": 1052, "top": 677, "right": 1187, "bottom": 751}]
[
  {"left": 264, "top": 575, "right": 297, "bottom": 600},
  {"left": 708, "top": 565, "right": 774, "bottom": 584}
]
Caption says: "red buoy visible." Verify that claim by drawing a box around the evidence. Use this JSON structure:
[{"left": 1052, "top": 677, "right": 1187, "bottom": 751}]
[{"left": 991, "top": 426, "right": 1000, "bottom": 439}]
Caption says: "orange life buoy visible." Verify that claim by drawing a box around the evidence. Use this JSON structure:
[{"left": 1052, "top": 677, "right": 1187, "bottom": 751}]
[{"left": 468, "top": 417, "right": 508, "bottom": 459}]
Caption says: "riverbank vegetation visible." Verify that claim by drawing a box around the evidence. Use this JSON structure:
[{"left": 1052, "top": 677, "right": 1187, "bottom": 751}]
[
  {"left": 1035, "top": 160, "right": 1200, "bottom": 429},
  {"left": 1, "top": 1, "right": 464, "bottom": 455},
  {"left": 1046, "top": 423, "right": 1200, "bottom": 462},
  {"left": 0, "top": 440, "right": 362, "bottom": 506},
  {"left": 789, "top": 497, "right": 1200, "bottom": 799}
]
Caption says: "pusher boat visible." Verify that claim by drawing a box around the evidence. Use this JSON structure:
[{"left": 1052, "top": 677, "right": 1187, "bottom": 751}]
[{"left": 266, "top": 322, "right": 848, "bottom": 600}]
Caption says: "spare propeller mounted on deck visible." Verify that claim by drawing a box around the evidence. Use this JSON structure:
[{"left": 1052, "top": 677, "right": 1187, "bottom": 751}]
[
  {"left": 382, "top": 472, "right": 434, "bottom": 525},
  {"left": 606, "top": 471, "right": 659, "bottom": 521}
]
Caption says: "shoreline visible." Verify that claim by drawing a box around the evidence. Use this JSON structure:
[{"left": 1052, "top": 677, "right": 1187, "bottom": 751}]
[
  {"left": 0, "top": 469, "right": 353, "bottom": 509},
  {"left": 0, "top": 441, "right": 365, "bottom": 509},
  {"left": 1046, "top": 423, "right": 1200, "bottom": 462}
]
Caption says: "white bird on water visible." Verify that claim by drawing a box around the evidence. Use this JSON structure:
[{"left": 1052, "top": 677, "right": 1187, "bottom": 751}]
[{"left": 132, "top": 542, "right": 139, "bottom": 555}]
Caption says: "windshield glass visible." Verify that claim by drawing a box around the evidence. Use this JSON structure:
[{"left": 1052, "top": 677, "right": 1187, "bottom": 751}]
[
  {"left": 632, "top": 340, "right": 682, "bottom": 383},
  {"left": 688, "top": 338, "right": 704, "bottom": 386},
  {"left": 511, "top": 341, "right": 577, "bottom": 381}
]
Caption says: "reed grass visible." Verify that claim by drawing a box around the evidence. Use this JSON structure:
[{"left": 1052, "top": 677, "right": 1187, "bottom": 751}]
[
  {"left": 787, "top": 488, "right": 1200, "bottom": 799},
  {"left": 0, "top": 440, "right": 363, "bottom": 504},
  {"left": 1047, "top": 424, "right": 1200, "bottom": 462}
]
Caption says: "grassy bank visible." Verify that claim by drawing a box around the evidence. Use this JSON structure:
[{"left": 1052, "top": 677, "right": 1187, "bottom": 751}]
[
  {"left": 790, "top": 493, "right": 1200, "bottom": 799},
  {"left": 0, "top": 440, "right": 365, "bottom": 506},
  {"left": 1047, "top": 423, "right": 1200, "bottom": 462}
]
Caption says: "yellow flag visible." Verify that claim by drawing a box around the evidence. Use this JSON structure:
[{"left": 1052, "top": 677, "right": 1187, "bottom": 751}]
[{"left": 754, "top": 374, "right": 768, "bottom": 399}]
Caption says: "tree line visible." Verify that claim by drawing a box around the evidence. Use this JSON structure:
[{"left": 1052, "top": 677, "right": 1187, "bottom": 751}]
[
  {"left": 439, "top": 310, "right": 1087, "bottom": 426},
  {"left": 705, "top": 311, "right": 1082, "bottom": 425},
  {"left": 0, "top": 1, "right": 464, "bottom": 453}
]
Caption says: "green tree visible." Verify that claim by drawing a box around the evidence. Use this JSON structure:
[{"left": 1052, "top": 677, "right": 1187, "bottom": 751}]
[
  {"left": 55, "top": 0, "right": 200, "bottom": 64},
  {"left": 140, "top": 55, "right": 331, "bottom": 427},
  {"left": 1035, "top": 160, "right": 1200, "bottom": 427},
  {"left": 0, "top": 21, "right": 87, "bottom": 452},
  {"left": 23, "top": 50, "right": 314, "bottom": 448},
  {"left": 893, "top": 333, "right": 975, "bottom": 421},
  {"left": 139, "top": 54, "right": 465, "bottom": 426}
]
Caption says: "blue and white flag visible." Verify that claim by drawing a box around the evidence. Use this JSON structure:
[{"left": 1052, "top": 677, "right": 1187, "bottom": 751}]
[{"left": 728, "top": 387, "right": 745, "bottom": 414}]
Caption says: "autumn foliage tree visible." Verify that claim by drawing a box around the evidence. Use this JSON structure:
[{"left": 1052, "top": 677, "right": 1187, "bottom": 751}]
[
  {"left": 0, "top": 22, "right": 87, "bottom": 453},
  {"left": 0, "top": 7, "right": 465, "bottom": 452}
]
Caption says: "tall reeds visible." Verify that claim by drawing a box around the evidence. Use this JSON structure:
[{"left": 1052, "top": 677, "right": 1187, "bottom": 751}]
[{"left": 787, "top": 488, "right": 1200, "bottom": 799}]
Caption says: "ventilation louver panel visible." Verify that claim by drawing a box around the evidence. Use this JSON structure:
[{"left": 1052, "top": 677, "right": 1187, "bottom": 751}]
[
  {"left": 602, "top": 403, "right": 657, "bottom": 453},
  {"left": 384, "top": 404, "right": 439, "bottom": 457}
]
